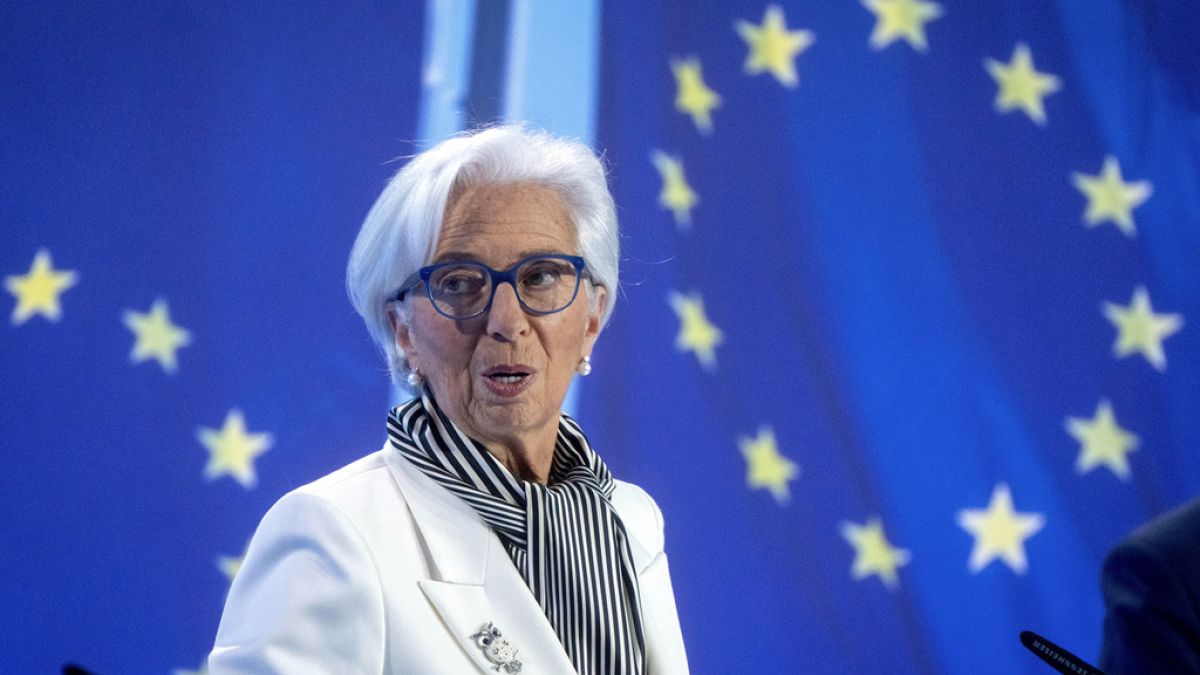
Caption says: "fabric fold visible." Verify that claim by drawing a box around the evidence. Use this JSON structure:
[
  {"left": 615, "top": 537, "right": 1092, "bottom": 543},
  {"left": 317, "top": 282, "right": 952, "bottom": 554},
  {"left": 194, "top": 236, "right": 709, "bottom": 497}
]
[{"left": 386, "top": 393, "right": 647, "bottom": 675}]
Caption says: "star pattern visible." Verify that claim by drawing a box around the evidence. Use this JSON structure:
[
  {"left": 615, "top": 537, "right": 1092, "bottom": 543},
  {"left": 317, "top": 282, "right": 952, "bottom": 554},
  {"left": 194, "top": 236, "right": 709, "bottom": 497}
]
[
  {"left": 123, "top": 298, "right": 192, "bottom": 374},
  {"left": 736, "top": 5, "right": 815, "bottom": 87},
  {"left": 668, "top": 291, "right": 723, "bottom": 369},
  {"left": 651, "top": 151, "right": 699, "bottom": 228},
  {"left": 7, "top": 7, "right": 1195, "bottom": 668},
  {"left": 863, "top": 0, "right": 943, "bottom": 52},
  {"left": 841, "top": 517, "right": 911, "bottom": 589},
  {"left": 5, "top": 249, "right": 78, "bottom": 325},
  {"left": 1072, "top": 156, "right": 1153, "bottom": 237},
  {"left": 739, "top": 427, "right": 799, "bottom": 504},
  {"left": 985, "top": 43, "right": 1061, "bottom": 125},
  {"left": 671, "top": 57, "right": 722, "bottom": 133},
  {"left": 198, "top": 410, "right": 274, "bottom": 489},
  {"left": 1066, "top": 400, "right": 1139, "bottom": 480},
  {"left": 1104, "top": 286, "right": 1183, "bottom": 372},
  {"left": 957, "top": 483, "right": 1045, "bottom": 574}
]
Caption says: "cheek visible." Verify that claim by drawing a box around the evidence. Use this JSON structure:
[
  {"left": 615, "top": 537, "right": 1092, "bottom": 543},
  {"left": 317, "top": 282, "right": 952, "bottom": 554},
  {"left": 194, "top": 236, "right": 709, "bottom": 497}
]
[
  {"left": 411, "top": 313, "right": 472, "bottom": 372},
  {"left": 433, "top": 341, "right": 473, "bottom": 374},
  {"left": 542, "top": 314, "right": 590, "bottom": 366}
]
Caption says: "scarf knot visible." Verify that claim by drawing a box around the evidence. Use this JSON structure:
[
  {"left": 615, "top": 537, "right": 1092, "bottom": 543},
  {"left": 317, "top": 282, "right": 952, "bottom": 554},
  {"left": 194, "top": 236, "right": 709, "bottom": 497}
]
[{"left": 387, "top": 394, "right": 646, "bottom": 675}]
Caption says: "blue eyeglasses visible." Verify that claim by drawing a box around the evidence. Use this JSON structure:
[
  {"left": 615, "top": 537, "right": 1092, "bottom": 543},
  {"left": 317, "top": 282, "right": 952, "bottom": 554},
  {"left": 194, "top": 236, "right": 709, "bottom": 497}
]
[{"left": 395, "top": 254, "right": 589, "bottom": 320}]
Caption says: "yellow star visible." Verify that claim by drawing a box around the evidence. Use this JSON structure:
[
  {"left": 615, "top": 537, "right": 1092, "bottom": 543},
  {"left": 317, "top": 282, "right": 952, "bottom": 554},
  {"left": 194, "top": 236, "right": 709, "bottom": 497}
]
[
  {"left": 5, "top": 249, "right": 78, "bottom": 325},
  {"left": 198, "top": 410, "right": 273, "bottom": 489},
  {"left": 739, "top": 427, "right": 799, "bottom": 504},
  {"left": 735, "top": 5, "right": 815, "bottom": 87},
  {"left": 1072, "top": 156, "right": 1153, "bottom": 237},
  {"left": 863, "top": 0, "right": 943, "bottom": 52},
  {"left": 984, "top": 43, "right": 1061, "bottom": 125},
  {"left": 841, "top": 517, "right": 911, "bottom": 589},
  {"left": 1104, "top": 286, "right": 1183, "bottom": 372},
  {"left": 957, "top": 483, "right": 1045, "bottom": 574},
  {"left": 671, "top": 57, "right": 722, "bottom": 133},
  {"left": 1065, "top": 400, "right": 1139, "bottom": 480},
  {"left": 216, "top": 552, "right": 245, "bottom": 582},
  {"left": 123, "top": 298, "right": 192, "bottom": 374},
  {"left": 668, "top": 291, "right": 723, "bottom": 369},
  {"left": 651, "top": 151, "right": 699, "bottom": 228}
]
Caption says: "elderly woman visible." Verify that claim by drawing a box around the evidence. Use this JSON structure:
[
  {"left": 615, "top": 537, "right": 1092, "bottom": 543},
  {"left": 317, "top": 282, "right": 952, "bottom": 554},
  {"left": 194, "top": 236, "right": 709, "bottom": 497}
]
[{"left": 208, "top": 126, "right": 689, "bottom": 674}]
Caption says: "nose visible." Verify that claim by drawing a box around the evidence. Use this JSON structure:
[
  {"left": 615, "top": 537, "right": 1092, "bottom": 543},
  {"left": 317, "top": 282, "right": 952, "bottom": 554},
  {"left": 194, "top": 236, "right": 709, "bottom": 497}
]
[{"left": 485, "top": 281, "right": 530, "bottom": 342}]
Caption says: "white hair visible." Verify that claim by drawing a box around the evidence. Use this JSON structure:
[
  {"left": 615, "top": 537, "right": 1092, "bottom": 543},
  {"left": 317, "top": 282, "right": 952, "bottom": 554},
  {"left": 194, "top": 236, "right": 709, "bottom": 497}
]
[{"left": 346, "top": 125, "right": 619, "bottom": 389}]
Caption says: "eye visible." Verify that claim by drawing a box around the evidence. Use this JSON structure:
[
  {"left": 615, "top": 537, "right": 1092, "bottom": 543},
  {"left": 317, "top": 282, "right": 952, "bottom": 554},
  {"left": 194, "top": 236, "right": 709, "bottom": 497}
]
[
  {"left": 520, "top": 260, "right": 570, "bottom": 290},
  {"left": 432, "top": 267, "right": 486, "bottom": 296}
]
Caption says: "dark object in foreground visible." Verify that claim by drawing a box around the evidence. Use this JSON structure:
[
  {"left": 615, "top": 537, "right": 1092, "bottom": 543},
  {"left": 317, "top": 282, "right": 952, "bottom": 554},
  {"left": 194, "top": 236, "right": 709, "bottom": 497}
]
[
  {"left": 1021, "top": 630, "right": 1105, "bottom": 675},
  {"left": 1100, "top": 499, "right": 1200, "bottom": 673}
]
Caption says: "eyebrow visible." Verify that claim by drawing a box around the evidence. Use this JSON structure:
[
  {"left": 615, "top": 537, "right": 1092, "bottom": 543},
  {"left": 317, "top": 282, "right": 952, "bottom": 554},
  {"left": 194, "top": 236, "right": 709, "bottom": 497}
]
[{"left": 431, "top": 248, "right": 571, "bottom": 264}]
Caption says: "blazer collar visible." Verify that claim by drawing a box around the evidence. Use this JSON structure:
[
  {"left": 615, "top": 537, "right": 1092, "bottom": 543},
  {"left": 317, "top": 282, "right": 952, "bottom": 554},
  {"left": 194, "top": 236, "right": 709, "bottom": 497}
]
[
  {"left": 383, "top": 445, "right": 578, "bottom": 674},
  {"left": 382, "top": 443, "right": 659, "bottom": 579},
  {"left": 384, "top": 444, "right": 491, "bottom": 584},
  {"left": 383, "top": 445, "right": 663, "bottom": 674}
]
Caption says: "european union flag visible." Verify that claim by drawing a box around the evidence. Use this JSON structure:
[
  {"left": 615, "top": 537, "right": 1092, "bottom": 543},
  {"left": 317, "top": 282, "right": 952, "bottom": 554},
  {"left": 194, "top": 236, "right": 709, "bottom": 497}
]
[
  {"left": 582, "top": 1, "right": 1199, "bottom": 672},
  {"left": 2, "top": 3, "right": 424, "bottom": 671},
  {"left": 4, "top": 1, "right": 1198, "bottom": 673}
]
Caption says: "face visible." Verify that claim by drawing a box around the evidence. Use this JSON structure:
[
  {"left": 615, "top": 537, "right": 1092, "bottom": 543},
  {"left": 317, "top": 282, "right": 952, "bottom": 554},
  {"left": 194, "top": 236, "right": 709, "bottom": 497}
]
[{"left": 394, "top": 182, "right": 607, "bottom": 452}]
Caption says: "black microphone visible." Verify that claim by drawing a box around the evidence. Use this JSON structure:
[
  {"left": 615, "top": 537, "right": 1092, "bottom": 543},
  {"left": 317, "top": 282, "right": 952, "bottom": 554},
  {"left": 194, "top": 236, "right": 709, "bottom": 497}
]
[
  {"left": 1020, "top": 630, "right": 1106, "bottom": 675},
  {"left": 62, "top": 665, "right": 97, "bottom": 675}
]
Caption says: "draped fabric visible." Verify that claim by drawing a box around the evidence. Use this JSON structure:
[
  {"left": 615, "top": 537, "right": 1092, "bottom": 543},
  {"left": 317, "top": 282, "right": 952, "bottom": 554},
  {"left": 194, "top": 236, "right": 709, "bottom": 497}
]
[{"left": 387, "top": 394, "right": 647, "bottom": 675}]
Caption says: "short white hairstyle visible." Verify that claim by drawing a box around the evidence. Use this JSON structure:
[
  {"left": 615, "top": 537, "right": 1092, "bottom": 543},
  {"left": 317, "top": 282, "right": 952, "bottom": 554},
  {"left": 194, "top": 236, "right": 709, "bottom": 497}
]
[{"left": 346, "top": 125, "right": 619, "bottom": 388}]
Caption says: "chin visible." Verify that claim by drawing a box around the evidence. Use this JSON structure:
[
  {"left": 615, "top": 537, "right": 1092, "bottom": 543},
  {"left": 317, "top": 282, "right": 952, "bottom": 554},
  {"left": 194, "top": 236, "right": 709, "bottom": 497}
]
[{"left": 474, "top": 398, "right": 541, "bottom": 429}]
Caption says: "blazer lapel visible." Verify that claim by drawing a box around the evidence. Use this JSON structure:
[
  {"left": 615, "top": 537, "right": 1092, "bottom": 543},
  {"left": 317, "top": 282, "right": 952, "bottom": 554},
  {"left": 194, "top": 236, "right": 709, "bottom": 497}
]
[{"left": 384, "top": 448, "right": 576, "bottom": 674}]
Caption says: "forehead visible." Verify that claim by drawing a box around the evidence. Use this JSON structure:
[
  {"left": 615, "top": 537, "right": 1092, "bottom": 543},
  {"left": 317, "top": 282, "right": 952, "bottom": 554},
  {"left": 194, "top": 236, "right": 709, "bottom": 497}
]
[{"left": 435, "top": 183, "right": 577, "bottom": 262}]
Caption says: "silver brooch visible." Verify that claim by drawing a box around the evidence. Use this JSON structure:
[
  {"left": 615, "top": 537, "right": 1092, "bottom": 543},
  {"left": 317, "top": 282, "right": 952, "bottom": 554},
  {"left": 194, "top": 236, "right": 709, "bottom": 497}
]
[{"left": 470, "top": 622, "right": 523, "bottom": 673}]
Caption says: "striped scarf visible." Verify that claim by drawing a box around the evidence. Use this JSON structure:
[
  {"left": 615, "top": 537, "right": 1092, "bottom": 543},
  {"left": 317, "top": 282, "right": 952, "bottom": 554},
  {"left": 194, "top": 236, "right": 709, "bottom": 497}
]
[{"left": 387, "top": 394, "right": 647, "bottom": 675}]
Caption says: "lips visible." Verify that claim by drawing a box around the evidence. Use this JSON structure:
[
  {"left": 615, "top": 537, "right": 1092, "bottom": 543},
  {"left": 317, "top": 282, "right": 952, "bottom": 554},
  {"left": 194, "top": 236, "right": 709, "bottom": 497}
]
[{"left": 481, "top": 365, "right": 536, "bottom": 397}]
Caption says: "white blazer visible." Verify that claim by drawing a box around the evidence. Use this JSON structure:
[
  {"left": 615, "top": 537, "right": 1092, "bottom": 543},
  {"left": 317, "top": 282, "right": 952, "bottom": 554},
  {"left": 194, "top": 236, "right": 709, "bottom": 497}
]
[{"left": 209, "top": 445, "right": 689, "bottom": 674}]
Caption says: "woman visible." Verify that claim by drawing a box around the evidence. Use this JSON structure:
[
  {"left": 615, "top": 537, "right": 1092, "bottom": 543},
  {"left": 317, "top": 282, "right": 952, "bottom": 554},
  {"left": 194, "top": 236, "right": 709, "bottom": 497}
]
[{"left": 209, "top": 126, "right": 689, "bottom": 674}]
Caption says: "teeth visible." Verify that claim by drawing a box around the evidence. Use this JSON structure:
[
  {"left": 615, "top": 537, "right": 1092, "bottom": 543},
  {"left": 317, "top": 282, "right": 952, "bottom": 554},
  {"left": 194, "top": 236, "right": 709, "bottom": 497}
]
[{"left": 491, "top": 374, "right": 525, "bottom": 384}]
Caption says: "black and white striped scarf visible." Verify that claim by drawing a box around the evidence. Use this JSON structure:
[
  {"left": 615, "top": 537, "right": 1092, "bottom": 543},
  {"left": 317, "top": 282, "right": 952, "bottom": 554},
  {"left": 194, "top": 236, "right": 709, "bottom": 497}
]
[{"left": 387, "top": 394, "right": 647, "bottom": 675}]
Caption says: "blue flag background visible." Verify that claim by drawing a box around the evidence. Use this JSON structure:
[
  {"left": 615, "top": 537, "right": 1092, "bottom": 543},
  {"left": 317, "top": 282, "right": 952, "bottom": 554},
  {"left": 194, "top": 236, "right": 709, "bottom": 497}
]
[
  {"left": 4, "top": 1, "right": 1198, "bottom": 673},
  {"left": 2, "top": 3, "right": 425, "bottom": 671}
]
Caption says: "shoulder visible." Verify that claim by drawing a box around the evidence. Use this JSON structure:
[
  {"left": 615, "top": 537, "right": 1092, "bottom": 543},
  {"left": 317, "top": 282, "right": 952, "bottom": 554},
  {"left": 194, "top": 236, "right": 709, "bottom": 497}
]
[
  {"left": 252, "top": 448, "right": 413, "bottom": 552},
  {"left": 1103, "top": 499, "right": 1200, "bottom": 591},
  {"left": 1111, "top": 499, "right": 1200, "bottom": 563},
  {"left": 278, "top": 448, "right": 399, "bottom": 514},
  {"left": 294, "top": 449, "right": 393, "bottom": 500},
  {"left": 1099, "top": 499, "right": 1200, "bottom": 672},
  {"left": 212, "top": 452, "right": 393, "bottom": 670},
  {"left": 611, "top": 479, "right": 666, "bottom": 555}
]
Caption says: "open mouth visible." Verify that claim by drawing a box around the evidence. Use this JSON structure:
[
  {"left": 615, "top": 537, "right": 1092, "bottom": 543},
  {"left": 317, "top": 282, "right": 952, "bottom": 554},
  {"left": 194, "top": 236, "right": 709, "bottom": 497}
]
[
  {"left": 481, "top": 366, "right": 535, "bottom": 397},
  {"left": 487, "top": 373, "right": 528, "bottom": 384},
  {"left": 481, "top": 366, "right": 536, "bottom": 389}
]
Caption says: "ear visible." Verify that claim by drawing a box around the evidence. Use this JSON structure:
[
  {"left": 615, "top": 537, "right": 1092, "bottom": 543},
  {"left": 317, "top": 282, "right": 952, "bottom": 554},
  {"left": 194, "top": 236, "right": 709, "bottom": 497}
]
[
  {"left": 582, "top": 285, "right": 608, "bottom": 355},
  {"left": 389, "top": 306, "right": 419, "bottom": 367}
]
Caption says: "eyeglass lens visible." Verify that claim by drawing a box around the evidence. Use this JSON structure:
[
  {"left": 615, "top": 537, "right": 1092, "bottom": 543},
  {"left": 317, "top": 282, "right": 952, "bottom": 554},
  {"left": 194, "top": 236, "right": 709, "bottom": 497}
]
[{"left": 427, "top": 257, "right": 580, "bottom": 318}]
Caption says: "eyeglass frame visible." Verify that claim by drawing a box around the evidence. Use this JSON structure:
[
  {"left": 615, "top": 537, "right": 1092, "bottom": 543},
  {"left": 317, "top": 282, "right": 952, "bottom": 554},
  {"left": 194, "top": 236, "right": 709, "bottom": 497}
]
[{"left": 393, "top": 253, "right": 591, "bottom": 320}]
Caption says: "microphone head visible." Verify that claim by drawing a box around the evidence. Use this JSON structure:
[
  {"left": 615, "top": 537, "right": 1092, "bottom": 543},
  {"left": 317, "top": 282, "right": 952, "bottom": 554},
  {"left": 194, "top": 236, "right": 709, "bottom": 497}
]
[{"left": 1020, "top": 630, "right": 1106, "bottom": 675}]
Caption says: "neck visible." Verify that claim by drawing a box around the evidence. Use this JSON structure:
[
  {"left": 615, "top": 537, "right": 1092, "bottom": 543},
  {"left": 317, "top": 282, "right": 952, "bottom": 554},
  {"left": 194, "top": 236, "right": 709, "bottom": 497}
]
[
  {"left": 421, "top": 390, "right": 559, "bottom": 484},
  {"left": 483, "top": 428, "right": 556, "bottom": 484}
]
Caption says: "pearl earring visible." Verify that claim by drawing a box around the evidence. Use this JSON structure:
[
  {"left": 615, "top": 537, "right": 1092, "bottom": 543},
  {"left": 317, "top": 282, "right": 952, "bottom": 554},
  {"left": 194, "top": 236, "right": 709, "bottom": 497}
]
[
  {"left": 577, "top": 356, "right": 592, "bottom": 376},
  {"left": 406, "top": 369, "right": 424, "bottom": 388}
]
